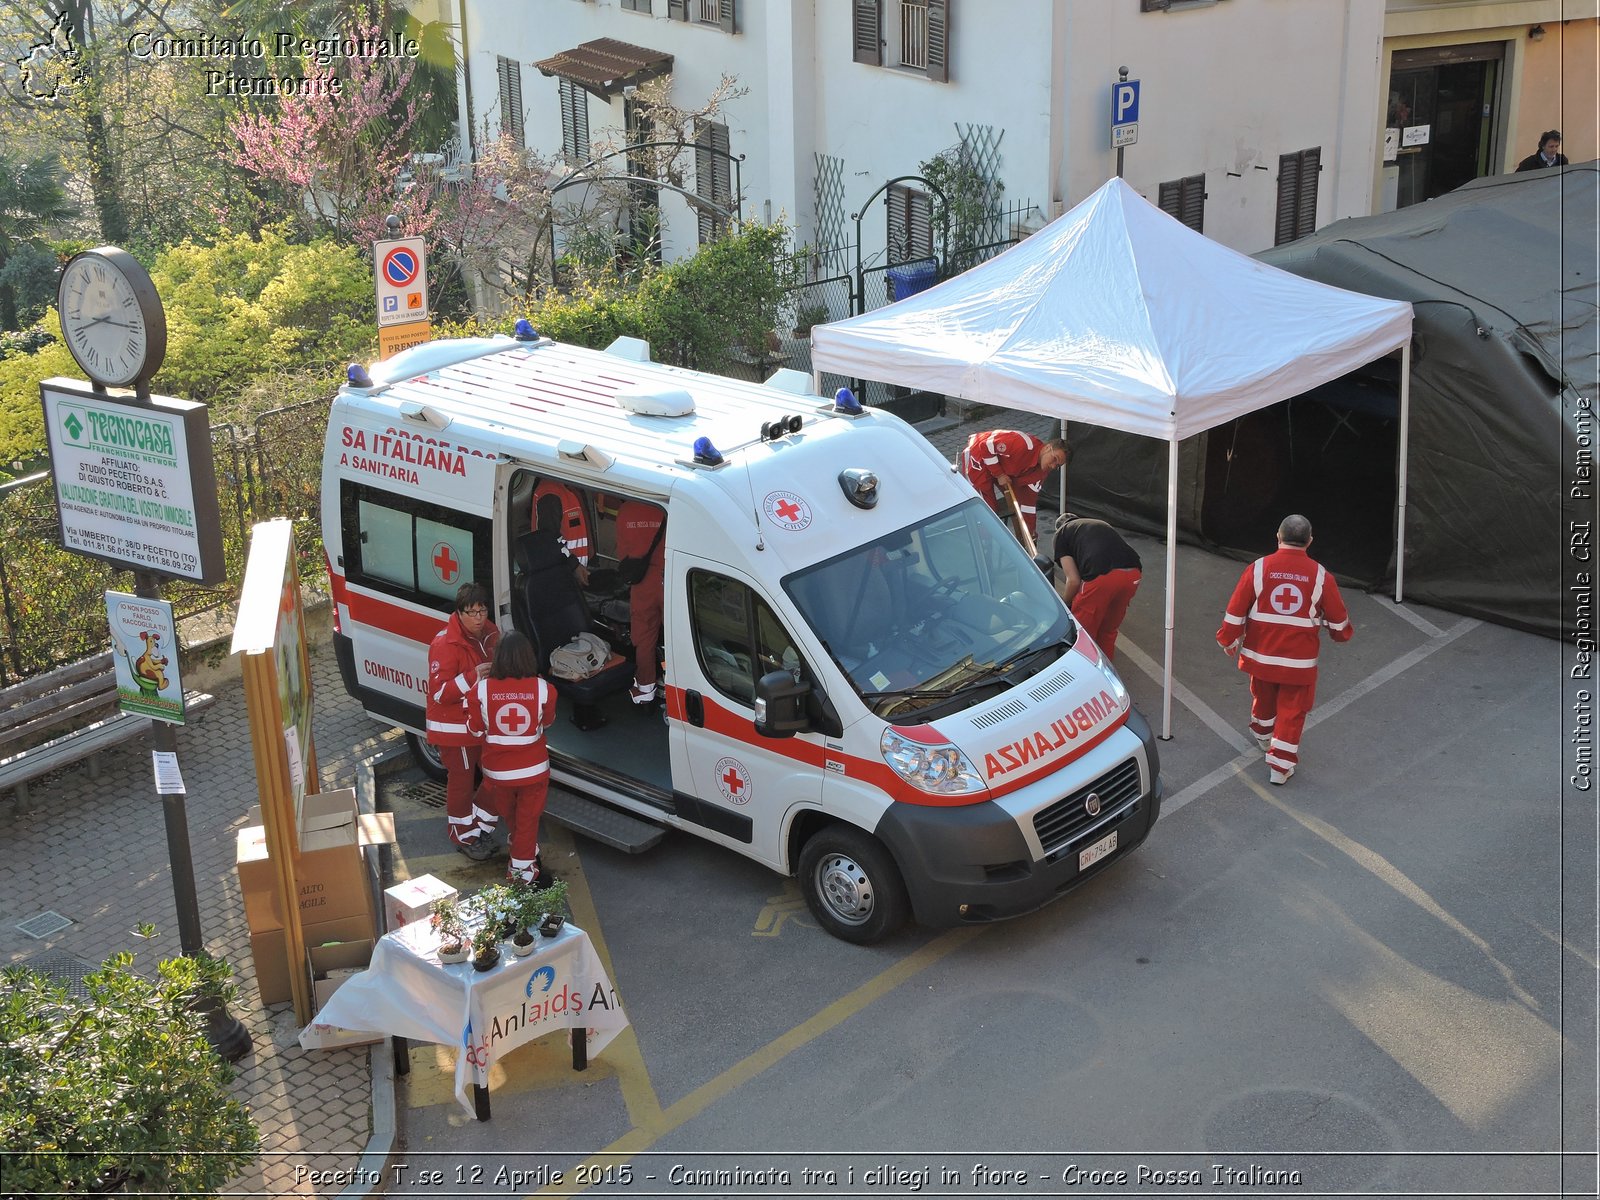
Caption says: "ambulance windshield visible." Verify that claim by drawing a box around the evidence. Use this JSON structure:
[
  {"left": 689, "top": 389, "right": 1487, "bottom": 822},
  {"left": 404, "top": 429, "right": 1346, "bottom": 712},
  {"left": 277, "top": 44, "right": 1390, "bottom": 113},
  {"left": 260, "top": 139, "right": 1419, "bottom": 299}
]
[{"left": 785, "top": 499, "right": 1074, "bottom": 719}]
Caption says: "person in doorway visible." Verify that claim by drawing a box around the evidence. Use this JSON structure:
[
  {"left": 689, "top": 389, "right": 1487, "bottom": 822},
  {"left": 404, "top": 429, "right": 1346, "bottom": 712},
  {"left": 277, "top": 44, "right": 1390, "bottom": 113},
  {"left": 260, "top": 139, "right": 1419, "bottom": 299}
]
[
  {"left": 1216, "top": 515, "right": 1353, "bottom": 786},
  {"left": 468, "top": 631, "right": 558, "bottom": 887},
  {"left": 531, "top": 478, "right": 592, "bottom": 568},
  {"left": 1516, "top": 130, "right": 1568, "bottom": 171},
  {"left": 426, "top": 582, "right": 501, "bottom": 859},
  {"left": 615, "top": 498, "right": 667, "bottom": 705},
  {"left": 1052, "top": 514, "right": 1142, "bottom": 661},
  {"left": 960, "top": 430, "right": 1069, "bottom": 541},
  {"left": 528, "top": 491, "right": 589, "bottom": 587}
]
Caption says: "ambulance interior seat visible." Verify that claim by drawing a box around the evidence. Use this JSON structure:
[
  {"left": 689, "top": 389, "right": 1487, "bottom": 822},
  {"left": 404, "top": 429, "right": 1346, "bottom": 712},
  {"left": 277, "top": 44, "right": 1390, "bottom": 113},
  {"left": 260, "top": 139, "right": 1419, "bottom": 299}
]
[{"left": 514, "top": 524, "right": 634, "bottom": 730}]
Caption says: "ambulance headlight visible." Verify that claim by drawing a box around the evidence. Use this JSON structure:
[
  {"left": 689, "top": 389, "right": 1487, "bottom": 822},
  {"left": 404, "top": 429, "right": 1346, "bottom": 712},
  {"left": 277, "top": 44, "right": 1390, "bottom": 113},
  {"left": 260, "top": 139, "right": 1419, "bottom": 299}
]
[
  {"left": 1097, "top": 657, "right": 1130, "bottom": 708},
  {"left": 880, "top": 728, "right": 987, "bottom": 797}
]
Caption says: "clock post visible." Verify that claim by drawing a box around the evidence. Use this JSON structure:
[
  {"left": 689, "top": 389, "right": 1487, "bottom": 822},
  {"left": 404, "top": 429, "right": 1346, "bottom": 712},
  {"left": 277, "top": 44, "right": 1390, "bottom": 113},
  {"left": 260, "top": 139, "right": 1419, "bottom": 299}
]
[{"left": 47, "top": 247, "right": 249, "bottom": 1061}]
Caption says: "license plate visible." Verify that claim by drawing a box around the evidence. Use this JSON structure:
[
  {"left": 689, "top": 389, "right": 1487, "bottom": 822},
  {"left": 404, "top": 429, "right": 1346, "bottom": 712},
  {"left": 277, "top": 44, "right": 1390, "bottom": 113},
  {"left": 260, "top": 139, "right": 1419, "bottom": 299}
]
[{"left": 1078, "top": 830, "right": 1118, "bottom": 871}]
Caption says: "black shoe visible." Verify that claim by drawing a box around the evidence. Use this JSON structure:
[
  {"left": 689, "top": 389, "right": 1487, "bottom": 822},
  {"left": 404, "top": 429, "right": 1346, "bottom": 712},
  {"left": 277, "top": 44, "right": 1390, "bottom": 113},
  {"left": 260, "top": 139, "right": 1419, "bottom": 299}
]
[
  {"left": 533, "top": 869, "right": 560, "bottom": 891},
  {"left": 456, "top": 838, "right": 494, "bottom": 862}
]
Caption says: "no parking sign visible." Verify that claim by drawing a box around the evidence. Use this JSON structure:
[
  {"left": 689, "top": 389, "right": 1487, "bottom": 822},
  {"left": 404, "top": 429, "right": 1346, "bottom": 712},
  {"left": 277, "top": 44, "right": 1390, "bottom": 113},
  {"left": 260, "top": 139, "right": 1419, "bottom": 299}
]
[{"left": 374, "top": 236, "right": 429, "bottom": 328}]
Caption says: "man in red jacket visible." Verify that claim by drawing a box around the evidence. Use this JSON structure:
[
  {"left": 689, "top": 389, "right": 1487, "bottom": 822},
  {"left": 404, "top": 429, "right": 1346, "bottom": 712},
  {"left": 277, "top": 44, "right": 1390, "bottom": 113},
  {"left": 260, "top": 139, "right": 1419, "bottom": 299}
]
[
  {"left": 961, "top": 430, "right": 1068, "bottom": 541},
  {"left": 1216, "top": 515, "right": 1353, "bottom": 785},
  {"left": 427, "top": 582, "right": 501, "bottom": 858}
]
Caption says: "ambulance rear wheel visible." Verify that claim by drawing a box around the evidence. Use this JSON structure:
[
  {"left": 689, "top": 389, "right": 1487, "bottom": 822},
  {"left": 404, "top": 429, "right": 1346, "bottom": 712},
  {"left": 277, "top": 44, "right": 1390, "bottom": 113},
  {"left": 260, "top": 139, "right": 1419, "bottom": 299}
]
[
  {"left": 798, "top": 825, "right": 909, "bottom": 944},
  {"left": 407, "top": 732, "right": 448, "bottom": 782}
]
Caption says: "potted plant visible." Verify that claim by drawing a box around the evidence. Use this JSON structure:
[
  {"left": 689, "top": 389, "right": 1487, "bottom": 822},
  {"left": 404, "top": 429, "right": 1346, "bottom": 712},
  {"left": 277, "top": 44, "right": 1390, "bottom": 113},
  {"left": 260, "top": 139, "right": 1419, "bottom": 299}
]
[
  {"left": 472, "top": 882, "right": 520, "bottom": 942},
  {"left": 793, "top": 301, "right": 829, "bottom": 339},
  {"left": 470, "top": 924, "right": 501, "bottom": 972},
  {"left": 431, "top": 897, "right": 469, "bottom": 964},
  {"left": 507, "top": 881, "right": 543, "bottom": 956},
  {"left": 533, "top": 879, "right": 571, "bottom": 939}
]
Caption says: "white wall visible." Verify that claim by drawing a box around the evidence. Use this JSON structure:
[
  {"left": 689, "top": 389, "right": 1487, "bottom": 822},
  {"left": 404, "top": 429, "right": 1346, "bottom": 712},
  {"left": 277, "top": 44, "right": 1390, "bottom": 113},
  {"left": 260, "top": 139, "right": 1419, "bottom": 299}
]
[{"left": 458, "top": 0, "right": 1387, "bottom": 266}]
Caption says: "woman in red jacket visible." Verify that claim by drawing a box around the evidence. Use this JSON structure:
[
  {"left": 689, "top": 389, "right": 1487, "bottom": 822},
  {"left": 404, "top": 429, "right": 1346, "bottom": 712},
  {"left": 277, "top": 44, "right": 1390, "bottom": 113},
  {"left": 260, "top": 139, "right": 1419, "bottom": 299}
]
[
  {"left": 468, "top": 631, "right": 558, "bottom": 886},
  {"left": 427, "top": 582, "right": 500, "bottom": 858}
]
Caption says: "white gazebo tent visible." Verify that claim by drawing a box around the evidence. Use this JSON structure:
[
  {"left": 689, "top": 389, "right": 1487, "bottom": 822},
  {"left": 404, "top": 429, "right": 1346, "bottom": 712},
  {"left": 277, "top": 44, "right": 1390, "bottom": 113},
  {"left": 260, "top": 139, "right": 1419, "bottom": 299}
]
[{"left": 810, "top": 178, "right": 1414, "bottom": 738}]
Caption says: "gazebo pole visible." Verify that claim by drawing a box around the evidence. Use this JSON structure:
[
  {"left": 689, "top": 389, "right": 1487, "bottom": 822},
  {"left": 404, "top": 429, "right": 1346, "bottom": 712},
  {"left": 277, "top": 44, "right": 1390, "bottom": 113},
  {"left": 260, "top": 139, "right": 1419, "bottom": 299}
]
[
  {"left": 1162, "top": 436, "right": 1179, "bottom": 740},
  {"left": 1395, "top": 343, "right": 1412, "bottom": 603},
  {"left": 1060, "top": 418, "right": 1069, "bottom": 513}
]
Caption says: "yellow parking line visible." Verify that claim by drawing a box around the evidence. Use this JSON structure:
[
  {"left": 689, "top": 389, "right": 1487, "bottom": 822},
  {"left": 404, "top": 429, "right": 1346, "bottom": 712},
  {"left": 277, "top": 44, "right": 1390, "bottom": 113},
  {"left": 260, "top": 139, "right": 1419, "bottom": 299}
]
[{"left": 535, "top": 924, "right": 984, "bottom": 1198}]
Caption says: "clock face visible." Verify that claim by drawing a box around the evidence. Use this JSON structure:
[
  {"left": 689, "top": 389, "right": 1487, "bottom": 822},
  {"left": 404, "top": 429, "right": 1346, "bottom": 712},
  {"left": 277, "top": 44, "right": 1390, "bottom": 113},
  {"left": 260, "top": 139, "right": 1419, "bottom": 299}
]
[{"left": 58, "top": 251, "right": 161, "bottom": 387}]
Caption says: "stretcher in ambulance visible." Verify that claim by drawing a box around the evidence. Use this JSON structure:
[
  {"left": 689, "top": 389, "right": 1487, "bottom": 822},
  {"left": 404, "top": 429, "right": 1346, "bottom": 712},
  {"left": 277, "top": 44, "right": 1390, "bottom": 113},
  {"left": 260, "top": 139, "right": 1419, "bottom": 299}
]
[{"left": 322, "top": 332, "right": 1163, "bottom": 943}]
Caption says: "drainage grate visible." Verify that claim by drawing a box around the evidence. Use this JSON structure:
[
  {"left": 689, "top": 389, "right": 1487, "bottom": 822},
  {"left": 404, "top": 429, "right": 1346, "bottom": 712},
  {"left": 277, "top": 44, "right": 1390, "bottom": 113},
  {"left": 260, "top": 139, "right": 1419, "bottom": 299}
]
[
  {"left": 392, "top": 780, "right": 446, "bottom": 809},
  {"left": 16, "top": 910, "right": 73, "bottom": 939},
  {"left": 18, "top": 950, "right": 97, "bottom": 1000}
]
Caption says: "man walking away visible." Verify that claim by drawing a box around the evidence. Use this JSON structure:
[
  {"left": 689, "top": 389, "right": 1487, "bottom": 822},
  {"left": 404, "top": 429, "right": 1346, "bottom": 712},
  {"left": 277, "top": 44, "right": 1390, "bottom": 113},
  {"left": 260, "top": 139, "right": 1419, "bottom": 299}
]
[
  {"left": 1052, "top": 514, "right": 1142, "bottom": 661},
  {"left": 1216, "top": 515, "right": 1352, "bottom": 785}
]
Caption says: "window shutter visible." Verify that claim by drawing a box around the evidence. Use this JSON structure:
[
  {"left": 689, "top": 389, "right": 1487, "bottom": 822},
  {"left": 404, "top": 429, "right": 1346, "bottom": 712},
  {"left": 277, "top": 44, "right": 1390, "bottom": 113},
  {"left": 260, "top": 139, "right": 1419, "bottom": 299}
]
[
  {"left": 925, "top": 0, "right": 949, "bottom": 81},
  {"left": 887, "top": 184, "right": 933, "bottom": 263},
  {"left": 1141, "top": 0, "right": 1171, "bottom": 11},
  {"left": 853, "top": 0, "right": 882, "bottom": 66},
  {"left": 497, "top": 56, "right": 523, "bottom": 148},
  {"left": 696, "top": 120, "right": 732, "bottom": 243},
  {"left": 667, "top": 0, "right": 687, "bottom": 18},
  {"left": 719, "top": 0, "right": 736, "bottom": 34},
  {"left": 1275, "top": 147, "right": 1320, "bottom": 245},
  {"left": 1294, "top": 146, "right": 1320, "bottom": 239}
]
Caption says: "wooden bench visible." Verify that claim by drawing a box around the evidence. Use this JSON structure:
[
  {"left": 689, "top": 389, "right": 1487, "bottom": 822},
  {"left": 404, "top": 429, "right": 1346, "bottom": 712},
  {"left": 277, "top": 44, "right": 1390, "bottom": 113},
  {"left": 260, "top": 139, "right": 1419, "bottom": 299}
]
[{"left": 0, "top": 653, "right": 215, "bottom": 804}]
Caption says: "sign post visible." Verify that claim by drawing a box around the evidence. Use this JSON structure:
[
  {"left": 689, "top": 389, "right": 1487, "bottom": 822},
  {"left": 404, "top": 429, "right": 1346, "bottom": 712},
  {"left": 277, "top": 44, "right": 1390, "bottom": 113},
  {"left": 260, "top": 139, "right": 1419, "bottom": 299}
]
[
  {"left": 42, "top": 248, "right": 248, "bottom": 1062},
  {"left": 374, "top": 235, "right": 432, "bottom": 360},
  {"left": 1111, "top": 68, "right": 1140, "bottom": 179}
]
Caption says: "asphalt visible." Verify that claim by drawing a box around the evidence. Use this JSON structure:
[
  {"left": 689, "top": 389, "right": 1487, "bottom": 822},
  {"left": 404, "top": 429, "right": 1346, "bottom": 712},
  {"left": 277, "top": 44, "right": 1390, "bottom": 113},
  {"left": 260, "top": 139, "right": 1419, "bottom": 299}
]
[{"left": 2, "top": 525, "right": 1591, "bottom": 1197}]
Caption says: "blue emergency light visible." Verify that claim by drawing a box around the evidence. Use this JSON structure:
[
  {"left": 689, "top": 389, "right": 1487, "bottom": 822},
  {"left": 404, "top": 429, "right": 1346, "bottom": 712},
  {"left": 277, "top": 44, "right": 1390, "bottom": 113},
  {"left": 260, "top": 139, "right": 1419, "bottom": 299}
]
[
  {"left": 834, "top": 388, "right": 862, "bottom": 414},
  {"left": 693, "top": 436, "right": 724, "bottom": 465},
  {"left": 514, "top": 319, "right": 539, "bottom": 341},
  {"left": 346, "top": 363, "right": 374, "bottom": 388}
]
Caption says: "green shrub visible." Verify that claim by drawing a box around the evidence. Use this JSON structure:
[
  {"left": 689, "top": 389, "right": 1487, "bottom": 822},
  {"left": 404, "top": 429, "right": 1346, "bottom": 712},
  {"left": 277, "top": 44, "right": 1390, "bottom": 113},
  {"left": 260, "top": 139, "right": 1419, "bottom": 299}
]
[{"left": 0, "top": 951, "right": 259, "bottom": 1195}]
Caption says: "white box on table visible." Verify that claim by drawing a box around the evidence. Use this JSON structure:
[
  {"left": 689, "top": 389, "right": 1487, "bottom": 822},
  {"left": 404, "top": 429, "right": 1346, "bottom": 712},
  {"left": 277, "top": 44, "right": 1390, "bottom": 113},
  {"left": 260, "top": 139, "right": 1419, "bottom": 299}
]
[{"left": 384, "top": 873, "right": 458, "bottom": 933}]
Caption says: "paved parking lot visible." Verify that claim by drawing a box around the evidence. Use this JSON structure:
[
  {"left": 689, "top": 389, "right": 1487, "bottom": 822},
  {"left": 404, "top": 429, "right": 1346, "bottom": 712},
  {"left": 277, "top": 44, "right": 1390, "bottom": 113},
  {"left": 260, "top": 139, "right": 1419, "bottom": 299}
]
[{"left": 378, "top": 534, "right": 1596, "bottom": 1198}]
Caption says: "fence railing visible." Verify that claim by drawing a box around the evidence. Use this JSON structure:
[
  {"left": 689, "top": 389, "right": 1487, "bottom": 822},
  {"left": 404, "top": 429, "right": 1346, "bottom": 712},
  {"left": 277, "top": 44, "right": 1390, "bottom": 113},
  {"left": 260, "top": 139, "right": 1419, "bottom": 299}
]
[{"left": 0, "top": 399, "right": 330, "bottom": 684}]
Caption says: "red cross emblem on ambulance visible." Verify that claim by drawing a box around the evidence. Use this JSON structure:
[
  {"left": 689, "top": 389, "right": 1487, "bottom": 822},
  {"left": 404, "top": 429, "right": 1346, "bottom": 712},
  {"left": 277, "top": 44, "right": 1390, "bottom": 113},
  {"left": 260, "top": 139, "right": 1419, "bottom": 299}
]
[
  {"left": 432, "top": 542, "right": 459, "bottom": 584},
  {"left": 714, "top": 756, "right": 752, "bottom": 806},
  {"left": 762, "top": 490, "right": 812, "bottom": 531},
  {"left": 1269, "top": 582, "right": 1304, "bottom": 615}
]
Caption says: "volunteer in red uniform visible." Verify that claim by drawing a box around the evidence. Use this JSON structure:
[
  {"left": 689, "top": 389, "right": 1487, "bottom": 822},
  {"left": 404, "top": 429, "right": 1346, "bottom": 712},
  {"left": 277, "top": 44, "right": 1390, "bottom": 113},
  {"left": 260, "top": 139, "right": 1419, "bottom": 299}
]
[
  {"left": 427, "top": 582, "right": 501, "bottom": 858},
  {"left": 469, "top": 631, "right": 558, "bottom": 886},
  {"left": 532, "top": 478, "right": 592, "bottom": 567},
  {"left": 1216, "top": 514, "right": 1353, "bottom": 785},
  {"left": 960, "top": 430, "right": 1068, "bottom": 540},
  {"left": 1052, "top": 514, "right": 1142, "bottom": 661},
  {"left": 615, "top": 498, "right": 667, "bottom": 705}
]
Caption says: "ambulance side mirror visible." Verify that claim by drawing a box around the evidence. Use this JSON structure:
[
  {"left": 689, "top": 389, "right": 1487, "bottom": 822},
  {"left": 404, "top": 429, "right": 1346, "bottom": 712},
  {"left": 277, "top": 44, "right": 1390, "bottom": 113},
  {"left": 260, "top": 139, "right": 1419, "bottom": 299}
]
[{"left": 754, "top": 670, "right": 811, "bottom": 738}]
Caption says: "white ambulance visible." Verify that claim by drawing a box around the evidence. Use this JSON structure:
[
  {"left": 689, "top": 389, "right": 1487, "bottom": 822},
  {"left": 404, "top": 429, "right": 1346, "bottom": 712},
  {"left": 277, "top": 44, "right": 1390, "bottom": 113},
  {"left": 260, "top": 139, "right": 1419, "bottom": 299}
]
[{"left": 322, "top": 332, "right": 1163, "bottom": 943}]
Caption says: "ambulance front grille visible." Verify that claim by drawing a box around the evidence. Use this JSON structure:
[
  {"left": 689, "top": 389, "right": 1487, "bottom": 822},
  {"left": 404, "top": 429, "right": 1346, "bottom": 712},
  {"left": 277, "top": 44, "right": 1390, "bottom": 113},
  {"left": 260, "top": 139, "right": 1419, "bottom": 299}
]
[{"left": 1032, "top": 758, "right": 1142, "bottom": 857}]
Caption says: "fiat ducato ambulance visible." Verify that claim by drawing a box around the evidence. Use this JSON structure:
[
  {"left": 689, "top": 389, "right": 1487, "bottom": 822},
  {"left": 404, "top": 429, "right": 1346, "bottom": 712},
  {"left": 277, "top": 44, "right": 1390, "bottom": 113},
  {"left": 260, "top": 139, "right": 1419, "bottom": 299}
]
[{"left": 322, "top": 333, "right": 1163, "bottom": 943}]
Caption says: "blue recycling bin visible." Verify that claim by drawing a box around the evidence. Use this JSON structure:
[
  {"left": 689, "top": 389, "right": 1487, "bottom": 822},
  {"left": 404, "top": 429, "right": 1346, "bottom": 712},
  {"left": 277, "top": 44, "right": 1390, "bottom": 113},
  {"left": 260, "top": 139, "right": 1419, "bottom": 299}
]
[{"left": 886, "top": 261, "right": 938, "bottom": 302}]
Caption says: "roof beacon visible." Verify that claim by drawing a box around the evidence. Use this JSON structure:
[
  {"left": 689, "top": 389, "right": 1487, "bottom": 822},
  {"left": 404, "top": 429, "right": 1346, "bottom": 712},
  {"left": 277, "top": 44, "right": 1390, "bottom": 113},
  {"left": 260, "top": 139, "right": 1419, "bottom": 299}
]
[
  {"left": 693, "top": 436, "right": 725, "bottom": 466},
  {"left": 834, "top": 387, "right": 863, "bottom": 415},
  {"left": 346, "top": 362, "right": 374, "bottom": 389},
  {"left": 514, "top": 319, "right": 539, "bottom": 341}
]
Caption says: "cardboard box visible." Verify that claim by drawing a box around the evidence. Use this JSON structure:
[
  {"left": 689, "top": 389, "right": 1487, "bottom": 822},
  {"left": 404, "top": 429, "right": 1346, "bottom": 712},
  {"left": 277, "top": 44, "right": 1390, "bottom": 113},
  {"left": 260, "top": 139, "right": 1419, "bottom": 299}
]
[
  {"left": 303, "top": 936, "right": 382, "bottom": 1050},
  {"left": 236, "top": 790, "right": 392, "bottom": 934},
  {"left": 249, "top": 911, "right": 375, "bottom": 1007},
  {"left": 384, "top": 874, "right": 457, "bottom": 933}
]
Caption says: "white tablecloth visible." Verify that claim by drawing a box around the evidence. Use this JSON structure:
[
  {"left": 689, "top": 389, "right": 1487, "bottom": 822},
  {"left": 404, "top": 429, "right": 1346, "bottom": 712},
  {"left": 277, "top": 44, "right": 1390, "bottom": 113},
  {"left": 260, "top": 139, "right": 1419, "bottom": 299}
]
[{"left": 302, "top": 918, "right": 628, "bottom": 1115}]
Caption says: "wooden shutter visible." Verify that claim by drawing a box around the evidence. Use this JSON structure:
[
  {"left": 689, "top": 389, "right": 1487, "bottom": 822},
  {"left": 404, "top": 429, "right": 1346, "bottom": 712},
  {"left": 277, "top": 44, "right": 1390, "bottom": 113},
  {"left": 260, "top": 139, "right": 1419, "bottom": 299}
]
[
  {"left": 667, "top": 0, "right": 687, "bottom": 18},
  {"left": 1158, "top": 173, "right": 1205, "bottom": 232},
  {"left": 887, "top": 183, "right": 933, "bottom": 263},
  {"left": 853, "top": 0, "right": 882, "bottom": 65},
  {"left": 696, "top": 120, "right": 732, "bottom": 243},
  {"left": 496, "top": 56, "right": 523, "bottom": 148},
  {"left": 559, "top": 79, "right": 588, "bottom": 164},
  {"left": 1275, "top": 147, "right": 1320, "bottom": 245},
  {"left": 719, "top": 0, "right": 736, "bottom": 33},
  {"left": 1141, "top": 0, "right": 1171, "bottom": 11},
  {"left": 925, "top": 0, "right": 949, "bottom": 82}
]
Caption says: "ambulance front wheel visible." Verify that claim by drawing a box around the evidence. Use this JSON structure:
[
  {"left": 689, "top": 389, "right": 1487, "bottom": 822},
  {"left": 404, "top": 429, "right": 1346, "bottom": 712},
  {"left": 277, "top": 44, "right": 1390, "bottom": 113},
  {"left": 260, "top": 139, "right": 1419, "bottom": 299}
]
[
  {"left": 798, "top": 825, "right": 909, "bottom": 944},
  {"left": 407, "top": 732, "right": 449, "bottom": 782}
]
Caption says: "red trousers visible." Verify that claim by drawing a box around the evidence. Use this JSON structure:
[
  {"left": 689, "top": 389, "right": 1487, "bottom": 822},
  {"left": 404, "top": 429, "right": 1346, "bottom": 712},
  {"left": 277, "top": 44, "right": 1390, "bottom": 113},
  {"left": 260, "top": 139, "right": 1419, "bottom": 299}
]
[
  {"left": 1248, "top": 675, "right": 1317, "bottom": 775},
  {"left": 441, "top": 744, "right": 498, "bottom": 845},
  {"left": 1072, "top": 567, "right": 1141, "bottom": 660},
  {"left": 960, "top": 460, "right": 1042, "bottom": 537},
  {"left": 630, "top": 578, "right": 664, "bottom": 686},
  {"left": 488, "top": 777, "right": 549, "bottom": 883}
]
